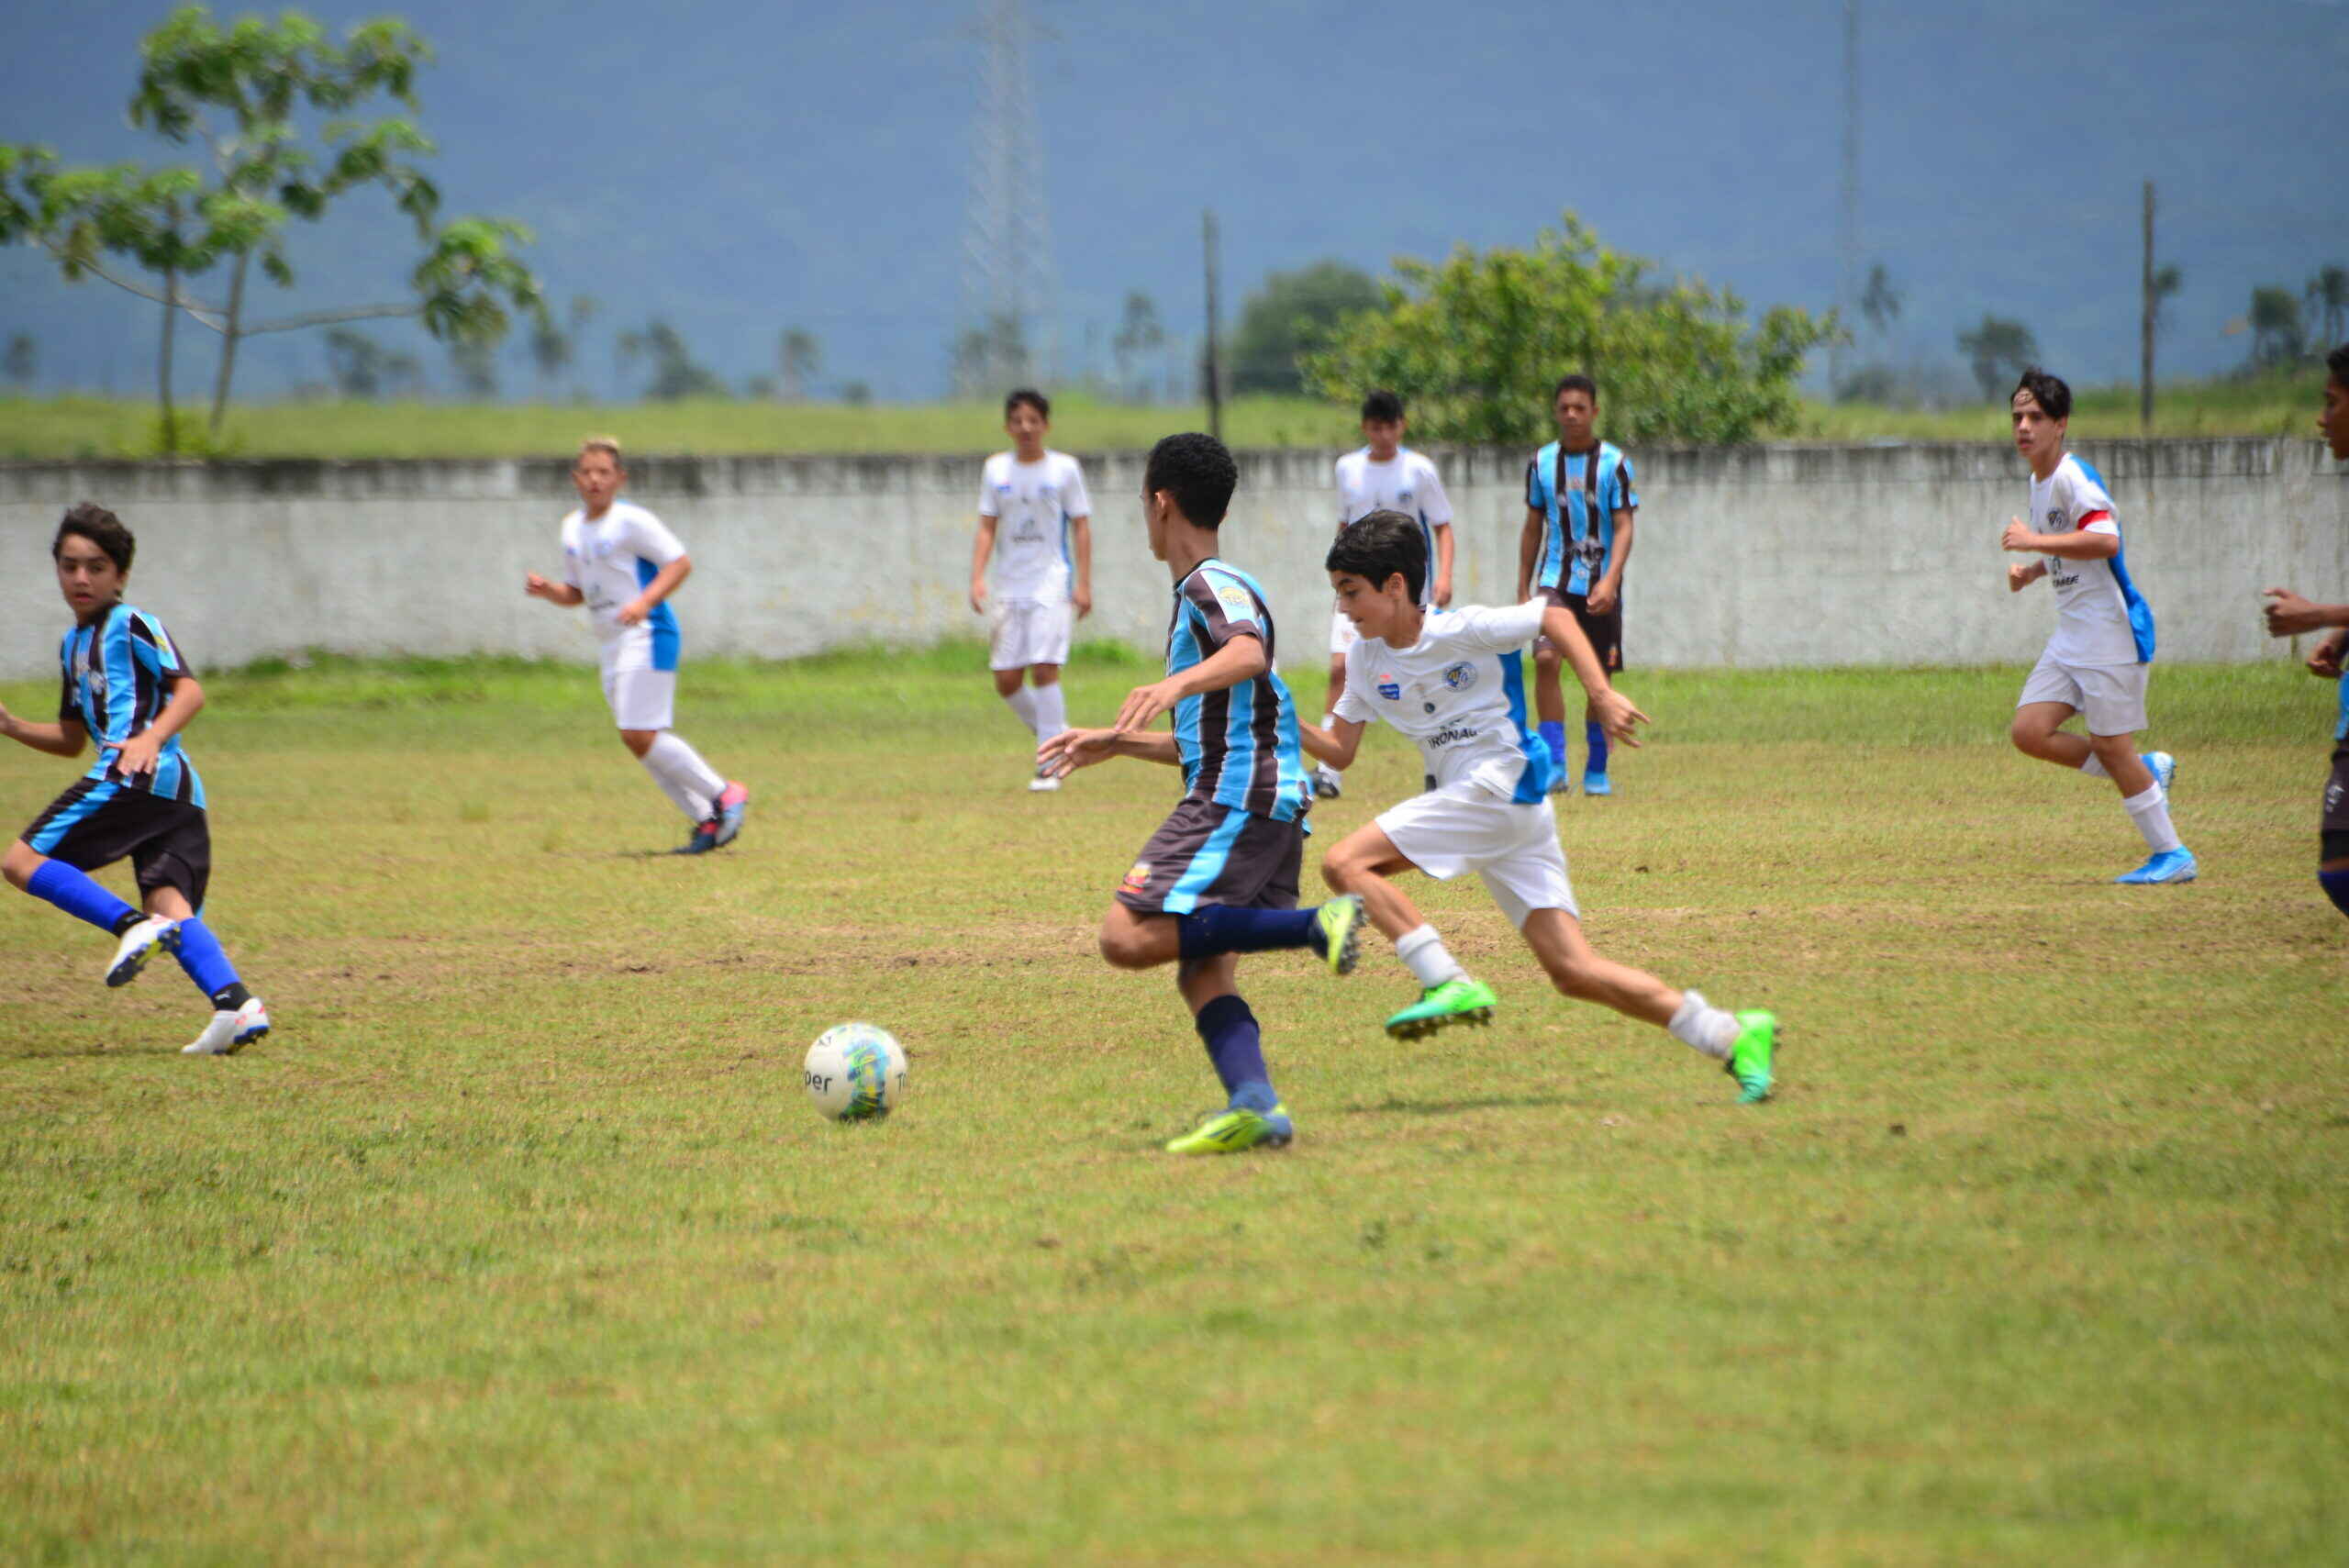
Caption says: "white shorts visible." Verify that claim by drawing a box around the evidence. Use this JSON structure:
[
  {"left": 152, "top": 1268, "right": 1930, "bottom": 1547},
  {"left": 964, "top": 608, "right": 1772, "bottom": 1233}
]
[
  {"left": 1376, "top": 781, "right": 1578, "bottom": 929},
  {"left": 2018, "top": 651, "right": 2149, "bottom": 736},
  {"left": 1329, "top": 606, "right": 1360, "bottom": 657},
  {"left": 990, "top": 597, "right": 1073, "bottom": 671},
  {"left": 601, "top": 665, "right": 675, "bottom": 731}
]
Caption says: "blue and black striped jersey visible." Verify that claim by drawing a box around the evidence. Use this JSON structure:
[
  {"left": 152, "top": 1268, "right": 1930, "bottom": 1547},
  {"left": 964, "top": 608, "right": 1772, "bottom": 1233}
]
[
  {"left": 1164, "top": 560, "right": 1311, "bottom": 823},
  {"left": 1526, "top": 440, "right": 1638, "bottom": 595},
  {"left": 57, "top": 603, "right": 206, "bottom": 807}
]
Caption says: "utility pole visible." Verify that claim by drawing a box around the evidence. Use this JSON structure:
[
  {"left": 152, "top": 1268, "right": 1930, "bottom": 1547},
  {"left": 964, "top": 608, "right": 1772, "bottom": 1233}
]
[
  {"left": 1834, "top": 0, "right": 1860, "bottom": 393},
  {"left": 1202, "top": 209, "right": 1222, "bottom": 440},
  {"left": 2140, "top": 180, "right": 2156, "bottom": 433}
]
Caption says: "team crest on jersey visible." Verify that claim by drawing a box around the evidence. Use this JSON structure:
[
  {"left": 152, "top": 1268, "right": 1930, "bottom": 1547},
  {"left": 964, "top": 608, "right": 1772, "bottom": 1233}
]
[
  {"left": 1442, "top": 661, "right": 1477, "bottom": 692},
  {"left": 1119, "top": 862, "right": 1153, "bottom": 895},
  {"left": 2046, "top": 506, "right": 2069, "bottom": 530},
  {"left": 1215, "top": 583, "right": 1255, "bottom": 620}
]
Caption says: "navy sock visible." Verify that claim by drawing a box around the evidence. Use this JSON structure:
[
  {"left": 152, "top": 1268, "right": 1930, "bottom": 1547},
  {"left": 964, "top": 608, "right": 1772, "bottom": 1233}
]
[
  {"left": 2321, "top": 870, "right": 2349, "bottom": 920},
  {"left": 1178, "top": 904, "right": 1320, "bottom": 961},
  {"left": 1194, "top": 994, "right": 1275, "bottom": 1112},
  {"left": 1539, "top": 720, "right": 1566, "bottom": 773},
  {"left": 173, "top": 917, "right": 241, "bottom": 1001},
  {"left": 25, "top": 860, "right": 139, "bottom": 934},
  {"left": 1584, "top": 719, "right": 1609, "bottom": 776}
]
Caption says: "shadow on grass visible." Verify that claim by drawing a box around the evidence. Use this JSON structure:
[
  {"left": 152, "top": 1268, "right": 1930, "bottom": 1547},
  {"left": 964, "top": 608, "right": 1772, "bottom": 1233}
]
[{"left": 1335, "top": 1093, "right": 1576, "bottom": 1118}]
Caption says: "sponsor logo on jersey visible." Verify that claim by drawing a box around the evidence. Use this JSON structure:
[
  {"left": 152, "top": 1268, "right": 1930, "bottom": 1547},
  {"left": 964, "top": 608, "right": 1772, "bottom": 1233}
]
[
  {"left": 1427, "top": 724, "right": 1481, "bottom": 748},
  {"left": 1120, "top": 862, "right": 1153, "bottom": 894},
  {"left": 1376, "top": 681, "right": 1402, "bottom": 701},
  {"left": 1442, "top": 661, "right": 1477, "bottom": 692}
]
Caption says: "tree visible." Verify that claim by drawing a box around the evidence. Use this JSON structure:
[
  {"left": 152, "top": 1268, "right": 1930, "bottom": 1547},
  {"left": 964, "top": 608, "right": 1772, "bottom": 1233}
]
[
  {"left": 2247, "top": 286, "right": 2306, "bottom": 369},
  {"left": 448, "top": 336, "right": 498, "bottom": 398},
  {"left": 2306, "top": 265, "right": 2348, "bottom": 352},
  {"left": 1957, "top": 314, "right": 2039, "bottom": 400},
  {"left": 0, "top": 6, "right": 543, "bottom": 447},
  {"left": 618, "top": 318, "right": 726, "bottom": 401},
  {"left": 777, "top": 328, "right": 820, "bottom": 402},
  {"left": 530, "top": 294, "right": 596, "bottom": 398},
  {"left": 1111, "top": 290, "right": 1163, "bottom": 403},
  {"left": 840, "top": 380, "right": 873, "bottom": 406},
  {"left": 1229, "top": 261, "right": 1380, "bottom": 396},
  {"left": 323, "top": 327, "right": 386, "bottom": 397},
  {"left": 1860, "top": 263, "right": 1901, "bottom": 336},
  {"left": 1304, "top": 213, "right": 1834, "bottom": 447},
  {"left": 3, "top": 331, "right": 33, "bottom": 388},
  {"left": 950, "top": 313, "right": 1027, "bottom": 398}
]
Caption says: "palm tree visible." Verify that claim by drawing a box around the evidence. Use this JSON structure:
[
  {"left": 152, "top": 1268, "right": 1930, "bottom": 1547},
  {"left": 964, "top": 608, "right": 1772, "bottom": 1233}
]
[
  {"left": 2306, "top": 266, "right": 2349, "bottom": 351},
  {"left": 778, "top": 328, "right": 821, "bottom": 403}
]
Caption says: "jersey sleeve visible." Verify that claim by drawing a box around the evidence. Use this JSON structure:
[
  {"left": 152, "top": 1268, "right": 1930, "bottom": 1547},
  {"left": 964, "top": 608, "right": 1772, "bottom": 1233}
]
[
  {"left": 976, "top": 455, "right": 1005, "bottom": 517},
  {"left": 1058, "top": 455, "right": 1091, "bottom": 518},
  {"left": 626, "top": 507, "right": 688, "bottom": 566},
  {"left": 1524, "top": 456, "right": 1546, "bottom": 514},
  {"left": 1417, "top": 457, "right": 1454, "bottom": 526},
  {"left": 124, "top": 610, "right": 193, "bottom": 682},
  {"left": 559, "top": 517, "right": 584, "bottom": 588},
  {"left": 1332, "top": 643, "right": 1376, "bottom": 725},
  {"left": 1444, "top": 600, "right": 1547, "bottom": 654},
  {"left": 1610, "top": 453, "right": 1640, "bottom": 513},
  {"left": 1184, "top": 566, "right": 1266, "bottom": 651},
  {"left": 2067, "top": 467, "right": 2118, "bottom": 536}
]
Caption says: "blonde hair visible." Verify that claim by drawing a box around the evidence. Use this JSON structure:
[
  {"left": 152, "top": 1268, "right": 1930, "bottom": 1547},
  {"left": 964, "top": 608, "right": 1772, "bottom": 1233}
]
[{"left": 575, "top": 435, "right": 624, "bottom": 467}]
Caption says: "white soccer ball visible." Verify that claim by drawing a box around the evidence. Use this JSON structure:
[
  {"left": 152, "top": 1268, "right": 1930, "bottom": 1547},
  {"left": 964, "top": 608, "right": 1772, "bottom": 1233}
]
[{"left": 803, "top": 1022, "right": 908, "bottom": 1122}]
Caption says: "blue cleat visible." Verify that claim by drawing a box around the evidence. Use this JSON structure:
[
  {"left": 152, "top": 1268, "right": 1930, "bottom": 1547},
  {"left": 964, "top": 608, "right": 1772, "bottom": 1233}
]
[
  {"left": 2116, "top": 847, "right": 2197, "bottom": 884},
  {"left": 1582, "top": 771, "right": 1611, "bottom": 796},
  {"left": 672, "top": 817, "right": 721, "bottom": 855},
  {"left": 714, "top": 781, "right": 749, "bottom": 847},
  {"left": 2143, "top": 751, "right": 2176, "bottom": 794}
]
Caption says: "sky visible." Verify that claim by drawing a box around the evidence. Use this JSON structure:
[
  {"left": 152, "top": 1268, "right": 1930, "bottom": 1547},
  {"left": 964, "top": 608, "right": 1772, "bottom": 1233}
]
[{"left": 2, "top": 0, "right": 2344, "bottom": 404}]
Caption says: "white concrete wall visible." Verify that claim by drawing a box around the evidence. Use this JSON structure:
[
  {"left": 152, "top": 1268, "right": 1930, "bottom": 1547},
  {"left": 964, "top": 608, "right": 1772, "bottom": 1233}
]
[{"left": 3, "top": 440, "right": 2343, "bottom": 680}]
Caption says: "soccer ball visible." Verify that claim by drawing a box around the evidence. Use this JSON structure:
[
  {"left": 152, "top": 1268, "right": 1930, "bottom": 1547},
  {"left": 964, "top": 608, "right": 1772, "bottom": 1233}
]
[{"left": 803, "top": 1022, "right": 908, "bottom": 1122}]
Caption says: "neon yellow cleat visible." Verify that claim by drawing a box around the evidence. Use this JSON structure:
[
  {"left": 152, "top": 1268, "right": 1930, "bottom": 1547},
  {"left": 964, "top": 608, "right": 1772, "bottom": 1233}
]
[
  {"left": 1725, "top": 1010, "right": 1776, "bottom": 1104},
  {"left": 1315, "top": 895, "right": 1364, "bottom": 976},
  {"left": 1383, "top": 976, "right": 1499, "bottom": 1040},
  {"left": 1165, "top": 1102, "right": 1295, "bottom": 1155}
]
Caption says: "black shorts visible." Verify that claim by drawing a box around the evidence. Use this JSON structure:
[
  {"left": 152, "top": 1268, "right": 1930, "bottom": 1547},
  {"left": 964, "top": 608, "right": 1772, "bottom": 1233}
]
[
  {"left": 22, "top": 778, "right": 211, "bottom": 910},
  {"left": 1536, "top": 586, "right": 1623, "bottom": 674},
  {"left": 1115, "top": 797, "right": 1304, "bottom": 917},
  {"left": 2323, "top": 741, "right": 2349, "bottom": 857}
]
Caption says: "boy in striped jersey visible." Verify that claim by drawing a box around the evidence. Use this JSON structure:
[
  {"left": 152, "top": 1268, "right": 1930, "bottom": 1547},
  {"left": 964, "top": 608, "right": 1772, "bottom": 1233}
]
[
  {"left": 0, "top": 504, "right": 270, "bottom": 1054},
  {"left": 1040, "top": 433, "right": 1365, "bottom": 1155},
  {"left": 1520, "top": 375, "right": 1638, "bottom": 796}
]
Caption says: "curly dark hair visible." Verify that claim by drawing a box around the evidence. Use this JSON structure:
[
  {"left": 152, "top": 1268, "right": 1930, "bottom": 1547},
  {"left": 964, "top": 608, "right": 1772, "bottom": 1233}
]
[{"left": 1143, "top": 432, "right": 1238, "bottom": 528}]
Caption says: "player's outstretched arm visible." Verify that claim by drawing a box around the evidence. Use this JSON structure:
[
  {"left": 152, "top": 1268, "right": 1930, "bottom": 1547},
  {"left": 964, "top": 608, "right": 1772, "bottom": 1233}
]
[
  {"left": 1537, "top": 606, "right": 1648, "bottom": 747},
  {"left": 619, "top": 555, "right": 691, "bottom": 626},
  {"left": 111, "top": 675, "right": 204, "bottom": 779},
  {"left": 0, "top": 699, "right": 86, "bottom": 759},
  {"left": 1070, "top": 515, "right": 1093, "bottom": 618},
  {"left": 2308, "top": 628, "right": 2348, "bottom": 680},
  {"left": 2263, "top": 587, "right": 2349, "bottom": 639},
  {"left": 1112, "top": 634, "right": 1267, "bottom": 734},
  {"left": 1037, "top": 725, "right": 1180, "bottom": 778},
  {"left": 2001, "top": 517, "right": 2117, "bottom": 561},
  {"left": 1297, "top": 715, "right": 1366, "bottom": 770},
  {"left": 969, "top": 515, "right": 998, "bottom": 613},
  {"left": 524, "top": 573, "right": 584, "bottom": 607}
]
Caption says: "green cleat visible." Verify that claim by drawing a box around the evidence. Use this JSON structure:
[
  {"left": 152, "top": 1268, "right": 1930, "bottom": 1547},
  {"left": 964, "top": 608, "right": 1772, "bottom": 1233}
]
[
  {"left": 1724, "top": 1009, "right": 1777, "bottom": 1104},
  {"left": 1384, "top": 975, "right": 1499, "bottom": 1040},
  {"left": 1314, "top": 895, "right": 1364, "bottom": 977},
  {"left": 1165, "top": 1102, "right": 1295, "bottom": 1155}
]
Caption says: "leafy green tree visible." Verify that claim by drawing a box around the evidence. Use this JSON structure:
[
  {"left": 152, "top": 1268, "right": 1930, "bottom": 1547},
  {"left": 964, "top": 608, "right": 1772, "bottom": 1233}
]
[
  {"left": 1305, "top": 214, "right": 1834, "bottom": 446},
  {"left": 1111, "top": 290, "right": 1163, "bottom": 403},
  {"left": 4, "top": 331, "right": 34, "bottom": 388},
  {"left": 530, "top": 295, "right": 596, "bottom": 398},
  {"left": 618, "top": 319, "right": 727, "bottom": 401},
  {"left": 1229, "top": 261, "right": 1379, "bottom": 395},
  {"left": 0, "top": 6, "right": 542, "bottom": 445},
  {"left": 1859, "top": 262, "right": 1902, "bottom": 335},
  {"left": 950, "top": 313, "right": 1027, "bottom": 398},
  {"left": 1957, "top": 314, "right": 2039, "bottom": 400},
  {"left": 448, "top": 336, "right": 498, "bottom": 398},
  {"left": 323, "top": 327, "right": 386, "bottom": 397},
  {"left": 2305, "top": 265, "right": 2348, "bottom": 351},
  {"left": 2247, "top": 286, "right": 2305, "bottom": 369}
]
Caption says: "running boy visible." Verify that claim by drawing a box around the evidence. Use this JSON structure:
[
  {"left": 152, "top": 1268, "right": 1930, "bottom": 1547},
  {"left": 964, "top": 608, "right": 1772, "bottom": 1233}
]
[
  {"left": 1, "top": 503, "right": 271, "bottom": 1054},
  {"left": 2259, "top": 342, "right": 2349, "bottom": 918},
  {"left": 2000, "top": 369, "right": 2194, "bottom": 884},
  {"left": 1038, "top": 433, "right": 1365, "bottom": 1154},
  {"left": 1305, "top": 511, "right": 1776, "bottom": 1102},
  {"left": 1313, "top": 389, "right": 1453, "bottom": 799},
  {"left": 525, "top": 437, "right": 748, "bottom": 853},
  {"left": 1520, "top": 374, "right": 1637, "bottom": 796},
  {"left": 970, "top": 388, "right": 1093, "bottom": 791}
]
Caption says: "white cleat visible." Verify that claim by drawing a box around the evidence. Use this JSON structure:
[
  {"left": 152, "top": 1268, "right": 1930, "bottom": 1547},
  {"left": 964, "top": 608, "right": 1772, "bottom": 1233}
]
[
  {"left": 106, "top": 915, "right": 181, "bottom": 988},
  {"left": 184, "top": 996, "right": 270, "bottom": 1055},
  {"left": 1028, "top": 769, "right": 1062, "bottom": 793}
]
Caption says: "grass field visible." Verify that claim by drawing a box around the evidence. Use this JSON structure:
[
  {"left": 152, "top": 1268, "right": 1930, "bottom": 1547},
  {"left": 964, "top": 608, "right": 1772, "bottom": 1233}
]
[
  {"left": 0, "top": 369, "right": 2328, "bottom": 460},
  {"left": 3, "top": 650, "right": 2344, "bottom": 1564}
]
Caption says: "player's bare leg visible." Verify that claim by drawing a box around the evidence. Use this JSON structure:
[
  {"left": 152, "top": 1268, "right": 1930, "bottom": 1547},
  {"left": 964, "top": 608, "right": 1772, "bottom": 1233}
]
[
  {"left": 1520, "top": 908, "right": 1775, "bottom": 1101},
  {"left": 2013, "top": 705, "right": 2190, "bottom": 883},
  {"left": 1320, "top": 824, "right": 1495, "bottom": 1038}
]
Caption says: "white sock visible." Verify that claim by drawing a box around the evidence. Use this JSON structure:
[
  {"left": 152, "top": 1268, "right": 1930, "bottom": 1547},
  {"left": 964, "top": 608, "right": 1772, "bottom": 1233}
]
[
  {"left": 642, "top": 732, "right": 723, "bottom": 822},
  {"left": 1321, "top": 710, "right": 1337, "bottom": 728},
  {"left": 1032, "top": 682, "right": 1067, "bottom": 739},
  {"left": 1666, "top": 989, "right": 1739, "bottom": 1061},
  {"left": 2122, "top": 783, "right": 2183, "bottom": 854},
  {"left": 1003, "top": 685, "right": 1041, "bottom": 738},
  {"left": 2078, "top": 752, "right": 2110, "bottom": 780},
  {"left": 1394, "top": 923, "right": 1466, "bottom": 989}
]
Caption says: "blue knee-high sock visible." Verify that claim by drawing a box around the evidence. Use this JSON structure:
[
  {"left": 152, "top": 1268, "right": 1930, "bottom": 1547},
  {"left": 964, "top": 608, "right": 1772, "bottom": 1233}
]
[
  {"left": 26, "top": 860, "right": 139, "bottom": 935},
  {"left": 1178, "top": 904, "right": 1320, "bottom": 960},
  {"left": 1539, "top": 720, "right": 1567, "bottom": 773},
  {"left": 1584, "top": 719, "right": 1610, "bottom": 776},
  {"left": 172, "top": 917, "right": 244, "bottom": 1006},
  {"left": 2321, "top": 870, "right": 2349, "bottom": 919},
  {"left": 1195, "top": 994, "right": 1275, "bottom": 1111}
]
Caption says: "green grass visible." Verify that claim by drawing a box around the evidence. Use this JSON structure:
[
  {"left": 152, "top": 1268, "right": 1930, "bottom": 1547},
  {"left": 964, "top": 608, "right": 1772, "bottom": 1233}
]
[
  {"left": 0, "top": 369, "right": 2329, "bottom": 460},
  {"left": 3, "top": 652, "right": 2345, "bottom": 1564}
]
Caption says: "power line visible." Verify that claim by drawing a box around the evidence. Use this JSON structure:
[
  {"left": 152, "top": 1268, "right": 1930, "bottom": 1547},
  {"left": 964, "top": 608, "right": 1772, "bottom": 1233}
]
[{"left": 957, "top": 0, "right": 1059, "bottom": 395}]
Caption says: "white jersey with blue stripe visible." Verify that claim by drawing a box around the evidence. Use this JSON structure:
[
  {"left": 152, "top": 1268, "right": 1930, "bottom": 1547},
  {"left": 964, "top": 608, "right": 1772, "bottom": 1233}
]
[
  {"left": 1335, "top": 448, "right": 1451, "bottom": 606},
  {"left": 2031, "top": 454, "right": 2154, "bottom": 666},
  {"left": 1526, "top": 440, "right": 1637, "bottom": 595},
  {"left": 979, "top": 450, "right": 1090, "bottom": 603},
  {"left": 58, "top": 602, "right": 205, "bottom": 807},
  {"left": 1331, "top": 600, "right": 1555, "bottom": 803},
  {"left": 561, "top": 499, "right": 685, "bottom": 673}
]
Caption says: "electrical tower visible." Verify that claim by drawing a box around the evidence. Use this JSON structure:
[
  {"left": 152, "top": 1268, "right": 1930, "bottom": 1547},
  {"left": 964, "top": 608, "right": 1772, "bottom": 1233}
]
[
  {"left": 957, "top": 0, "right": 1059, "bottom": 396},
  {"left": 1834, "top": 0, "right": 1860, "bottom": 393}
]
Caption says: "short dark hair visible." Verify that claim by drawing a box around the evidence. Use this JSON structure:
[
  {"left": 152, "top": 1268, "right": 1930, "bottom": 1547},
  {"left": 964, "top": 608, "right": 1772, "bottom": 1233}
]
[
  {"left": 1553, "top": 373, "right": 1598, "bottom": 404},
  {"left": 1143, "top": 432, "right": 1238, "bottom": 528},
  {"left": 1004, "top": 387, "right": 1050, "bottom": 420},
  {"left": 2012, "top": 367, "right": 2072, "bottom": 420},
  {"left": 53, "top": 502, "right": 134, "bottom": 574},
  {"left": 2328, "top": 343, "right": 2349, "bottom": 389},
  {"left": 1360, "top": 389, "right": 1404, "bottom": 423},
  {"left": 1325, "top": 509, "right": 1426, "bottom": 604}
]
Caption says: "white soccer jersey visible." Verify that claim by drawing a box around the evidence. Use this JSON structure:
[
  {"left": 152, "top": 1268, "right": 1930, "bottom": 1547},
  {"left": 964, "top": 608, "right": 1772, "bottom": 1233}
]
[
  {"left": 1332, "top": 600, "right": 1553, "bottom": 801},
  {"left": 979, "top": 450, "right": 1091, "bottom": 602},
  {"left": 560, "top": 500, "right": 687, "bottom": 671},
  {"left": 1335, "top": 448, "right": 1452, "bottom": 606},
  {"left": 2030, "top": 453, "right": 2154, "bottom": 667}
]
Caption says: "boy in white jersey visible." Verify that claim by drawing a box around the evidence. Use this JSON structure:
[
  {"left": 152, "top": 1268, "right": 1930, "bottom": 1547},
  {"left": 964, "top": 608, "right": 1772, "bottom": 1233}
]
[
  {"left": 525, "top": 438, "right": 748, "bottom": 854},
  {"left": 1313, "top": 390, "right": 1453, "bottom": 799},
  {"left": 970, "top": 388, "right": 1093, "bottom": 792},
  {"left": 1999, "top": 370, "right": 2194, "bottom": 885},
  {"left": 1302, "top": 511, "right": 1777, "bottom": 1103}
]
